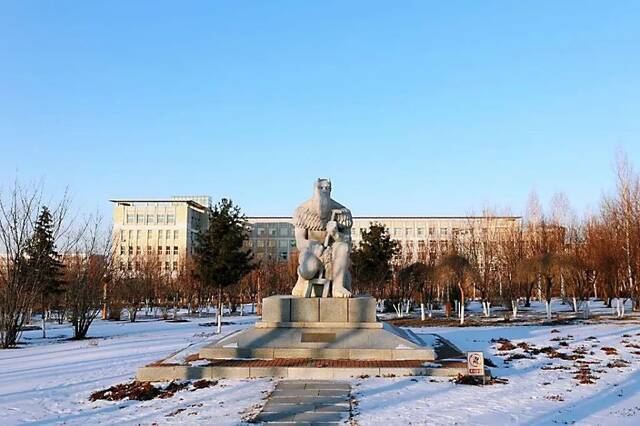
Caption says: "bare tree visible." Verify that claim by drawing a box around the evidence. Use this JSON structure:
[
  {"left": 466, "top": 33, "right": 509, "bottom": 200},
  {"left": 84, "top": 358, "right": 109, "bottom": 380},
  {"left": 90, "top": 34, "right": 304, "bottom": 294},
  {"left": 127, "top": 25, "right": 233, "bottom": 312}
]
[
  {"left": 437, "top": 254, "right": 478, "bottom": 325},
  {"left": 498, "top": 224, "right": 526, "bottom": 318},
  {"left": 0, "top": 181, "right": 70, "bottom": 348},
  {"left": 65, "top": 215, "right": 113, "bottom": 339}
]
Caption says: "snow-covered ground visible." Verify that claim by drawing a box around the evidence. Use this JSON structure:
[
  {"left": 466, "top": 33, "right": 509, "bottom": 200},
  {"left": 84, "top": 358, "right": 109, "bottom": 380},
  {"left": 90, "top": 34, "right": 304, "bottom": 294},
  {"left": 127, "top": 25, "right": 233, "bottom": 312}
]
[
  {"left": 356, "top": 321, "right": 640, "bottom": 425},
  {"left": 0, "top": 316, "right": 272, "bottom": 425},
  {"left": 1, "top": 303, "right": 639, "bottom": 425}
]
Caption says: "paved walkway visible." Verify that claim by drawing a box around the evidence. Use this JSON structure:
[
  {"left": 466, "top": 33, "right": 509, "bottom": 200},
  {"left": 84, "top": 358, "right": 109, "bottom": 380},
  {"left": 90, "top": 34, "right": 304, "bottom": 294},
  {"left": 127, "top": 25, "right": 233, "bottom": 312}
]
[{"left": 254, "top": 380, "right": 352, "bottom": 424}]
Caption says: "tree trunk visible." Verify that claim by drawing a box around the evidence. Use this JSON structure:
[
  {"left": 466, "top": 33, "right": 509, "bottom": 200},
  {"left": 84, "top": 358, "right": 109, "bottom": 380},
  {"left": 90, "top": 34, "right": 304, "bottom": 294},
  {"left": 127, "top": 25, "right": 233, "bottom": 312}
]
[
  {"left": 393, "top": 303, "right": 403, "bottom": 318},
  {"left": 459, "top": 284, "right": 465, "bottom": 325},
  {"left": 584, "top": 299, "right": 590, "bottom": 319},
  {"left": 217, "top": 286, "right": 223, "bottom": 334}
]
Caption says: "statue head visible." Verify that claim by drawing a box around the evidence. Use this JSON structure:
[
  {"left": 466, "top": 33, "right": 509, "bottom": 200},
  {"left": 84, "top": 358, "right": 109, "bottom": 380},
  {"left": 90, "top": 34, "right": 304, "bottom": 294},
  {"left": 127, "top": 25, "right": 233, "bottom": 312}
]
[
  {"left": 313, "top": 178, "right": 332, "bottom": 220},
  {"left": 314, "top": 178, "right": 331, "bottom": 196}
]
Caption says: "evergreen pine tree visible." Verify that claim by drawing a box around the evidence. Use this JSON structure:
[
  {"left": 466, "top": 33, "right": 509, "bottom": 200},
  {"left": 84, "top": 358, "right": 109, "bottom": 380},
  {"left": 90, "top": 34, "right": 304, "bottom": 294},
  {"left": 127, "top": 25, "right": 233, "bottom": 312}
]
[
  {"left": 26, "top": 206, "right": 64, "bottom": 337},
  {"left": 351, "top": 223, "right": 400, "bottom": 299},
  {"left": 193, "top": 199, "right": 253, "bottom": 333}
]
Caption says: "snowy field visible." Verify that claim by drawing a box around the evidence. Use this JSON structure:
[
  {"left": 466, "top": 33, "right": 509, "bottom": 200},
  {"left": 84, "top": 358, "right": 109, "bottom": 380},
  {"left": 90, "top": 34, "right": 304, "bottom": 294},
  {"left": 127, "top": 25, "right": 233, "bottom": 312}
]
[
  {"left": 1, "top": 302, "right": 640, "bottom": 425},
  {"left": 0, "top": 316, "right": 272, "bottom": 425}
]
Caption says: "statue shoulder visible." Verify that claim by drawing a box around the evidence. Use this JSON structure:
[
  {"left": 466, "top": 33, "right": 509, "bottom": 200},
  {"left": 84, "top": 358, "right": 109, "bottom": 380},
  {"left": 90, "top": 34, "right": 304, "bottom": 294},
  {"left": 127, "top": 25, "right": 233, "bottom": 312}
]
[
  {"left": 293, "top": 203, "right": 323, "bottom": 231},
  {"left": 331, "top": 200, "right": 353, "bottom": 228}
]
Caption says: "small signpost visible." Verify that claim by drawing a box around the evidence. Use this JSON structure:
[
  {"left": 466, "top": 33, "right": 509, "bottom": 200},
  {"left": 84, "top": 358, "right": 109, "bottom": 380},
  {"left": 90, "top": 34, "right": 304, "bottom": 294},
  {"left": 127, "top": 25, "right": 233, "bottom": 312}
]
[{"left": 467, "top": 351, "right": 485, "bottom": 385}]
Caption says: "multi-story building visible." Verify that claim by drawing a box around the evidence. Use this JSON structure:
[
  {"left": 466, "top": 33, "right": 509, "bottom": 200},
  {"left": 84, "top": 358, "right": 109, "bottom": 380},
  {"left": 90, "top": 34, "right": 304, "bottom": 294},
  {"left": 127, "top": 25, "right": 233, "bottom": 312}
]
[
  {"left": 110, "top": 193, "right": 521, "bottom": 270},
  {"left": 246, "top": 216, "right": 521, "bottom": 261},
  {"left": 110, "top": 196, "right": 211, "bottom": 273}
]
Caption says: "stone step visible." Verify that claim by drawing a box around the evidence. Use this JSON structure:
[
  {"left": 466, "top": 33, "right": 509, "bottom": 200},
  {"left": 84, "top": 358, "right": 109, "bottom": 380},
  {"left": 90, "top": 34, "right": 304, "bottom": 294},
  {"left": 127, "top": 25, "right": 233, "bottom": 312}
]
[{"left": 254, "top": 380, "right": 352, "bottom": 424}]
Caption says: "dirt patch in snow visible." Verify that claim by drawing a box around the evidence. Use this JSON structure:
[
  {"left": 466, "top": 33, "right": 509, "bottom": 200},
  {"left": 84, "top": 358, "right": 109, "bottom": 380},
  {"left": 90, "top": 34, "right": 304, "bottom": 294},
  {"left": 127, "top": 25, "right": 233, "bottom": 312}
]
[
  {"left": 89, "top": 380, "right": 218, "bottom": 402},
  {"left": 451, "top": 374, "right": 508, "bottom": 385},
  {"left": 574, "top": 366, "right": 599, "bottom": 384},
  {"left": 89, "top": 381, "right": 162, "bottom": 401},
  {"left": 606, "top": 359, "right": 630, "bottom": 368}
]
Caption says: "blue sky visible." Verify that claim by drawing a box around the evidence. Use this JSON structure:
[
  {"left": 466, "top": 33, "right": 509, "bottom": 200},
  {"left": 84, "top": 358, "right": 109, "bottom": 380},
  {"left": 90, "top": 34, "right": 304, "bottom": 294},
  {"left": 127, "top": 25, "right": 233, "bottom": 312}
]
[{"left": 1, "top": 1, "right": 639, "bottom": 219}]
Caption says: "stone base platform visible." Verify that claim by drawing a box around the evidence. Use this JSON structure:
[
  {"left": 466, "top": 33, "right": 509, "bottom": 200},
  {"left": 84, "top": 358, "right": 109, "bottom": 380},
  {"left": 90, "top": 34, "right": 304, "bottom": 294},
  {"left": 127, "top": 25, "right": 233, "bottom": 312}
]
[
  {"left": 200, "top": 322, "right": 436, "bottom": 360},
  {"left": 200, "top": 295, "right": 436, "bottom": 361},
  {"left": 137, "top": 359, "right": 473, "bottom": 381},
  {"left": 136, "top": 295, "right": 478, "bottom": 381}
]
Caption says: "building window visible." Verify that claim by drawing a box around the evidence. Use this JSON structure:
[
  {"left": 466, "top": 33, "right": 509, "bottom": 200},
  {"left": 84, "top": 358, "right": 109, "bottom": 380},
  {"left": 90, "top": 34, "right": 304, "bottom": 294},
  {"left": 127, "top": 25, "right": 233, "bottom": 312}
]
[
  {"left": 158, "top": 246, "right": 163, "bottom": 255},
  {"left": 268, "top": 240, "right": 276, "bottom": 248},
  {"left": 147, "top": 215, "right": 155, "bottom": 224},
  {"left": 127, "top": 262, "right": 132, "bottom": 271},
  {"left": 257, "top": 240, "right": 265, "bottom": 248},
  {"left": 157, "top": 215, "right": 165, "bottom": 224},
  {"left": 167, "top": 214, "right": 175, "bottom": 224},
  {"left": 278, "top": 240, "right": 288, "bottom": 248},
  {"left": 128, "top": 246, "right": 133, "bottom": 255},
  {"left": 158, "top": 229, "right": 163, "bottom": 239},
  {"left": 120, "top": 230, "right": 125, "bottom": 241},
  {"left": 428, "top": 227, "right": 435, "bottom": 236},
  {"left": 173, "top": 246, "right": 178, "bottom": 255},
  {"left": 440, "top": 228, "right": 448, "bottom": 236},
  {"left": 120, "top": 245, "right": 125, "bottom": 255},
  {"left": 173, "top": 230, "right": 179, "bottom": 240},
  {"left": 136, "top": 230, "right": 142, "bottom": 240},
  {"left": 128, "top": 230, "right": 133, "bottom": 241},
  {"left": 166, "top": 246, "right": 171, "bottom": 255},
  {"left": 279, "top": 251, "right": 288, "bottom": 260},
  {"left": 257, "top": 228, "right": 265, "bottom": 236},
  {"left": 136, "top": 246, "right": 141, "bottom": 255},
  {"left": 172, "top": 261, "right": 178, "bottom": 270},
  {"left": 406, "top": 228, "right": 413, "bottom": 237},
  {"left": 126, "top": 214, "right": 134, "bottom": 223},
  {"left": 269, "top": 228, "right": 277, "bottom": 237},
  {"left": 137, "top": 214, "right": 144, "bottom": 224},
  {"left": 417, "top": 228, "right": 424, "bottom": 236},
  {"left": 279, "top": 227, "right": 289, "bottom": 236},
  {"left": 147, "top": 246, "right": 152, "bottom": 255},
  {"left": 290, "top": 240, "right": 296, "bottom": 248},
  {"left": 166, "top": 229, "right": 171, "bottom": 240},
  {"left": 147, "top": 230, "right": 153, "bottom": 239},
  {"left": 394, "top": 228, "right": 402, "bottom": 237},
  {"left": 165, "top": 261, "right": 170, "bottom": 270}
]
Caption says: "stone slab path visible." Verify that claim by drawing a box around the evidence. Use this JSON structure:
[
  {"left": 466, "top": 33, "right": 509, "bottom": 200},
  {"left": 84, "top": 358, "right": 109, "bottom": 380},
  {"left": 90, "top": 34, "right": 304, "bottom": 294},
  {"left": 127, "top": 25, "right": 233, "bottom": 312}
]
[{"left": 254, "top": 380, "right": 352, "bottom": 424}]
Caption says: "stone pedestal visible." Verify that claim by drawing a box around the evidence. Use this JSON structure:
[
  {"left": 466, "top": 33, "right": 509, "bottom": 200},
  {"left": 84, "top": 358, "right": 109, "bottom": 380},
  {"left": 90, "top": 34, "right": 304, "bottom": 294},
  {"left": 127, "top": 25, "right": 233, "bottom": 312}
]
[
  {"left": 199, "top": 295, "right": 437, "bottom": 361},
  {"left": 261, "top": 295, "right": 376, "bottom": 325}
]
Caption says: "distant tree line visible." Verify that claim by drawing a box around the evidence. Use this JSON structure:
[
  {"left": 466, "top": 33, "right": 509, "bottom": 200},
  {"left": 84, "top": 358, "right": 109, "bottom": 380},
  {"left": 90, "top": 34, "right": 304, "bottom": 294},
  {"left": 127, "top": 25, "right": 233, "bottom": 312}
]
[
  {"left": 2, "top": 150, "right": 639, "bottom": 347},
  {"left": 245, "top": 151, "right": 640, "bottom": 324}
]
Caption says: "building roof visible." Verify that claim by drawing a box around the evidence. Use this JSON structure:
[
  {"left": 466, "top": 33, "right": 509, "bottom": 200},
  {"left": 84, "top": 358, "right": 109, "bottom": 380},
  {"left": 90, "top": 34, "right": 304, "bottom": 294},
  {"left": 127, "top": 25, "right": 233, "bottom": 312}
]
[{"left": 109, "top": 199, "right": 208, "bottom": 210}]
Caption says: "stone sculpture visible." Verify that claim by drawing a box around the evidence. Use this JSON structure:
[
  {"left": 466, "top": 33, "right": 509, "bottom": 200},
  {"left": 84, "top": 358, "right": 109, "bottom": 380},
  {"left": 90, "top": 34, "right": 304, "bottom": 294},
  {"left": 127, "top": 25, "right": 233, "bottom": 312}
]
[{"left": 291, "top": 179, "right": 353, "bottom": 298}]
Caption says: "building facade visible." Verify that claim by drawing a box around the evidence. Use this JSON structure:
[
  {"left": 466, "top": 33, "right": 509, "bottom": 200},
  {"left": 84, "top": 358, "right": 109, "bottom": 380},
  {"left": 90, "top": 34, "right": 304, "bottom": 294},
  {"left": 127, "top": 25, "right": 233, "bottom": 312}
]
[
  {"left": 110, "top": 196, "right": 211, "bottom": 273},
  {"left": 246, "top": 216, "right": 521, "bottom": 262},
  {"left": 110, "top": 195, "right": 520, "bottom": 270}
]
